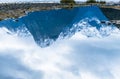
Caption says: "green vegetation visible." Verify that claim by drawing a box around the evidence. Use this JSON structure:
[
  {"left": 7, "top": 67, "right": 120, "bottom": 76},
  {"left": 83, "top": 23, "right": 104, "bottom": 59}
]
[
  {"left": 60, "top": 0, "right": 75, "bottom": 4},
  {"left": 60, "top": 0, "right": 75, "bottom": 9},
  {"left": 100, "top": 1, "right": 106, "bottom": 4},
  {"left": 86, "top": 0, "right": 97, "bottom": 3},
  {"left": 60, "top": 0, "right": 76, "bottom": 8},
  {"left": 86, "top": 0, "right": 106, "bottom": 4}
]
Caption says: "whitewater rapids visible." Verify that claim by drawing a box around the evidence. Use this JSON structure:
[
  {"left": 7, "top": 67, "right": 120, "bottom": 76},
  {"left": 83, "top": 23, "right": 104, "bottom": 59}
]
[{"left": 0, "top": 19, "right": 120, "bottom": 79}]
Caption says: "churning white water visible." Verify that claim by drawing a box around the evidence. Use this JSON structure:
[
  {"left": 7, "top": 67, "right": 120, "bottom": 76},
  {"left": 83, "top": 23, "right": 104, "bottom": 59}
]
[{"left": 0, "top": 19, "right": 120, "bottom": 79}]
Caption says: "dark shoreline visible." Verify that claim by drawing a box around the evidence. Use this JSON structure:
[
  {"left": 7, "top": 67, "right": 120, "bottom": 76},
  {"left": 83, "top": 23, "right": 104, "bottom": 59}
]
[
  {"left": 100, "top": 8, "right": 120, "bottom": 28},
  {"left": 100, "top": 8, "right": 120, "bottom": 20},
  {"left": 0, "top": 3, "right": 61, "bottom": 20}
]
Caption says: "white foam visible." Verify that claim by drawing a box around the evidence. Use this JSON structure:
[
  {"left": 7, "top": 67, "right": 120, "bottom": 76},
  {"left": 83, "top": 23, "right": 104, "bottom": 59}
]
[{"left": 0, "top": 20, "right": 120, "bottom": 79}]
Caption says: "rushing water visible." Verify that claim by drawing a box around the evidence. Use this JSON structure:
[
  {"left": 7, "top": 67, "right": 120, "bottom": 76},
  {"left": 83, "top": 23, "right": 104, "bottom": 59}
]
[{"left": 0, "top": 6, "right": 120, "bottom": 79}]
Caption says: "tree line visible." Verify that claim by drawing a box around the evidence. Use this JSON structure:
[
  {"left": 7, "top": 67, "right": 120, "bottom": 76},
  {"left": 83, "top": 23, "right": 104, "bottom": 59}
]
[
  {"left": 86, "top": 0, "right": 106, "bottom": 4},
  {"left": 60, "top": 0, "right": 106, "bottom": 4}
]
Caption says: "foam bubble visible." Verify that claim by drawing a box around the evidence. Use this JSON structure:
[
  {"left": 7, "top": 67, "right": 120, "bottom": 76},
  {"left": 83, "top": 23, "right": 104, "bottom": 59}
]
[{"left": 0, "top": 24, "right": 120, "bottom": 79}]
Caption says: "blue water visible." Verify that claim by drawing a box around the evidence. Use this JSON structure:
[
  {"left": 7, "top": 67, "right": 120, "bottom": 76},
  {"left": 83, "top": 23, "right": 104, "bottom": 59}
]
[
  {"left": 0, "top": 6, "right": 108, "bottom": 46},
  {"left": 0, "top": 6, "right": 120, "bottom": 79}
]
